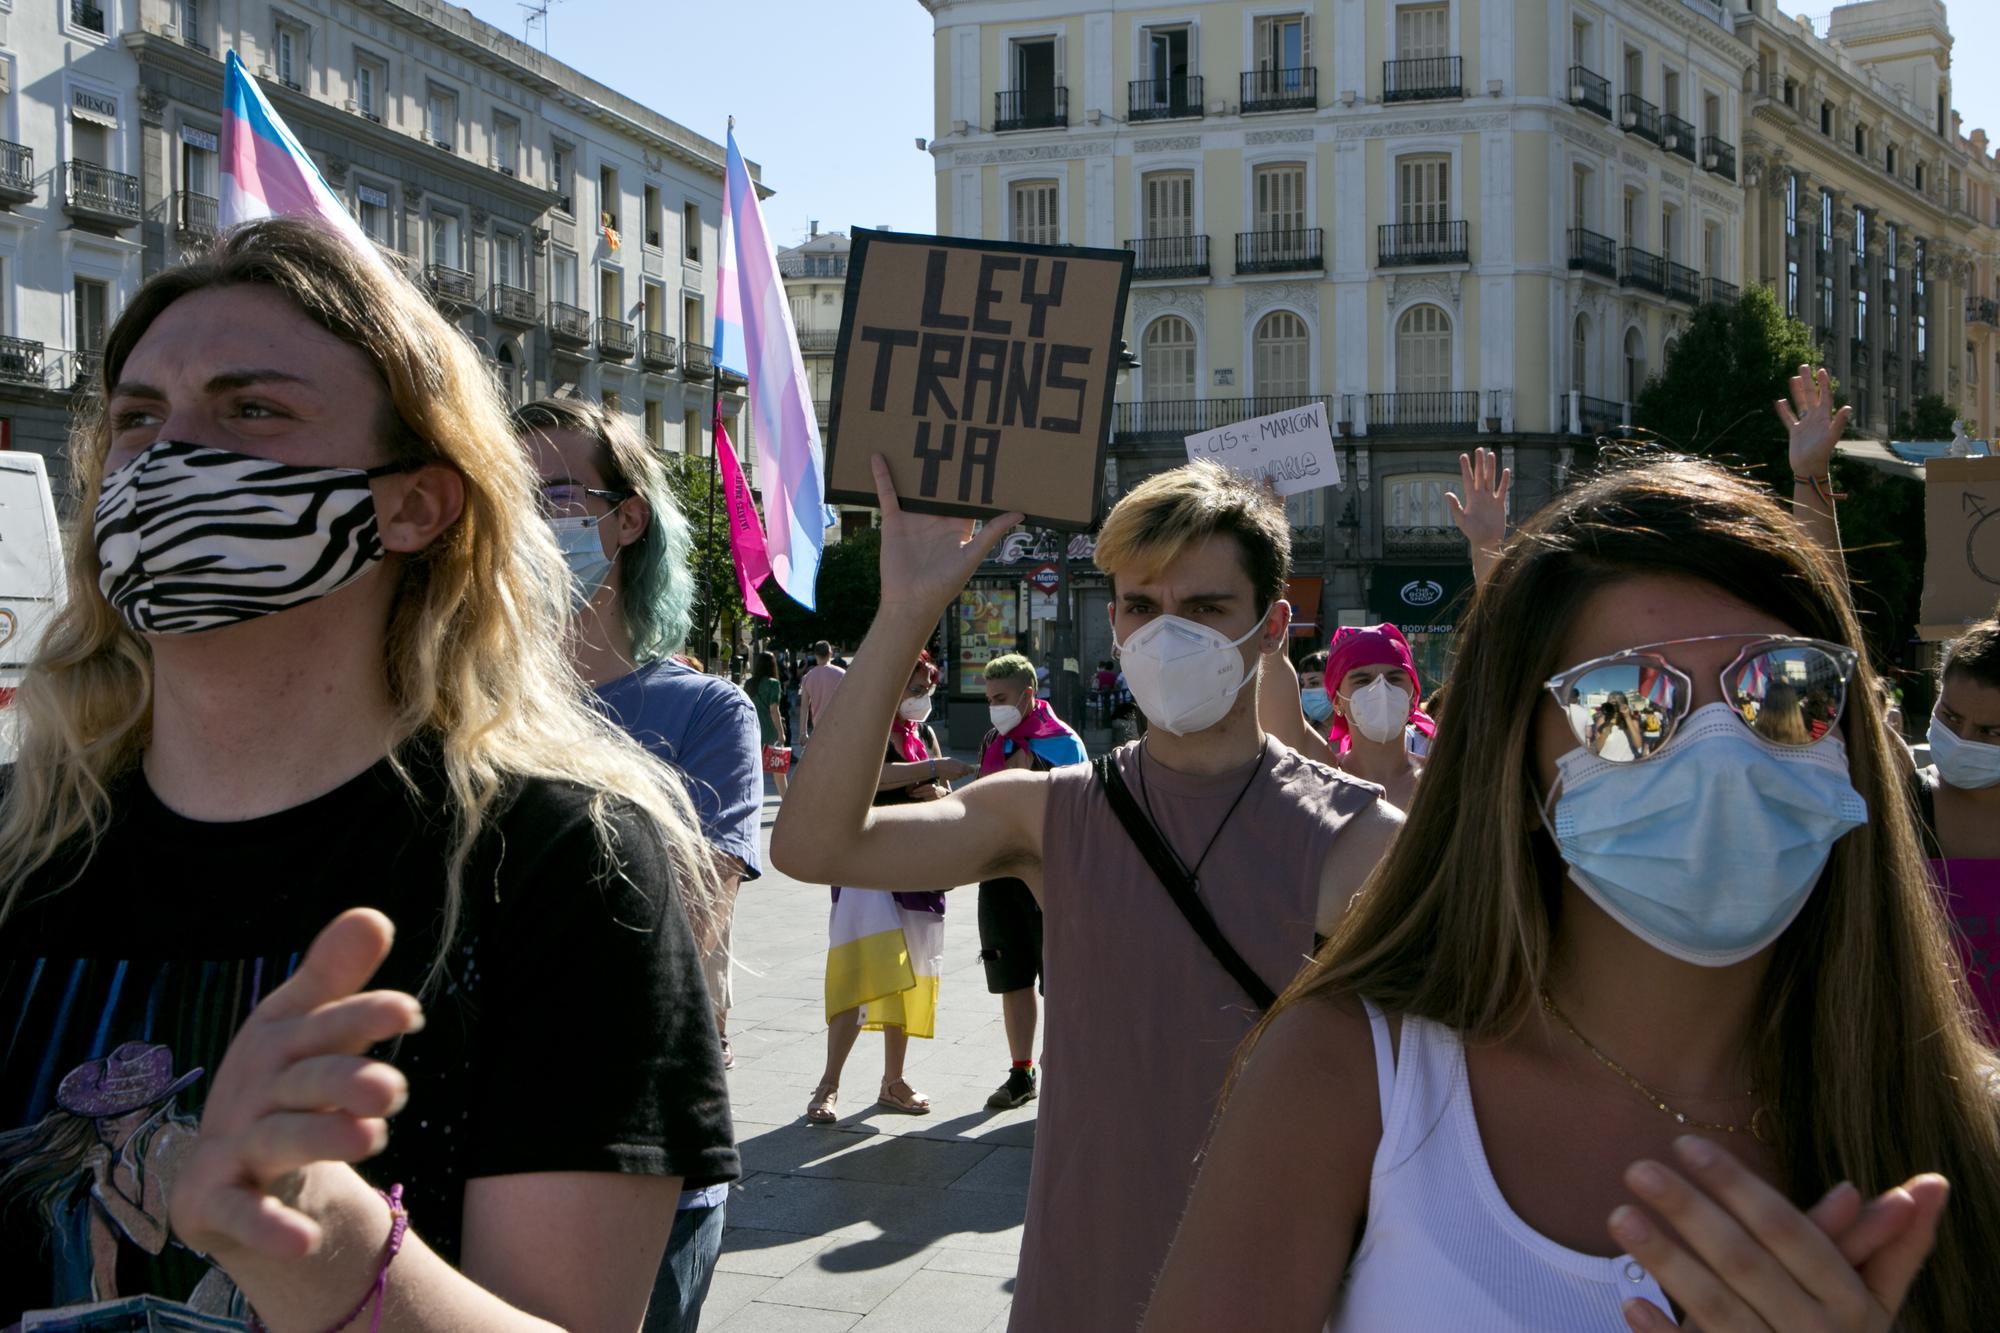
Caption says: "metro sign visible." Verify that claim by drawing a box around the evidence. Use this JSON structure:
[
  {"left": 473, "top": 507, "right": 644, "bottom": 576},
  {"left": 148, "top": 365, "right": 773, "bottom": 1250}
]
[{"left": 1027, "top": 562, "right": 1061, "bottom": 593}]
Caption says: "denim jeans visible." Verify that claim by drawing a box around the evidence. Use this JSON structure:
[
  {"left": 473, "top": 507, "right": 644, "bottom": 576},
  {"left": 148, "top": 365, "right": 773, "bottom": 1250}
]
[{"left": 644, "top": 1199, "right": 727, "bottom": 1333}]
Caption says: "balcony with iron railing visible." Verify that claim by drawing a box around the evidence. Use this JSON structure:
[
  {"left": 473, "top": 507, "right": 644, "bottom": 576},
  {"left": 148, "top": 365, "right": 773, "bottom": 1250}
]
[
  {"left": 1241, "top": 67, "right": 1316, "bottom": 113},
  {"left": 423, "top": 264, "right": 477, "bottom": 310},
  {"left": 1378, "top": 220, "right": 1469, "bottom": 267},
  {"left": 1620, "top": 246, "right": 1667, "bottom": 295},
  {"left": 1366, "top": 391, "right": 1480, "bottom": 435},
  {"left": 0, "top": 335, "right": 44, "bottom": 387},
  {"left": 489, "top": 283, "right": 538, "bottom": 328},
  {"left": 1291, "top": 525, "right": 1327, "bottom": 557},
  {"left": 1703, "top": 277, "right": 1740, "bottom": 306},
  {"left": 547, "top": 300, "right": 591, "bottom": 349},
  {"left": 1127, "top": 234, "right": 1211, "bottom": 280},
  {"left": 813, "top": 399, "right": 832, "bottom": 426},
  {"left": 71, "top": 0, "right": 105, "bottom": 33},
  {"left": 1619, "top": 94, "right": 1661, "bottom": 144},
  {"left": 0, "top": 141, "right": 33, "bottom": 206},
  {"left": 1701, "top": 136, "right": 1737, "bottom": 181},
  {"left": 641, "top": 330, "right": 678, "bottom": 371},
  {"left": 176, "top": 190, "right": 217, "bottom": 238},
  {"left": 1666, "top": 261, "right": 1702, "bottom": 305},
  {"left": 594, "top": 318, "right": 636, "bottom": 360},
  {"left": 681, "top": 342, "right": 716, "bottom": 380},
  {"left": 1568, "top": 228, "right": 1619, "bottom": 280},
  {"left": 795, "top": 327, "right": 841, "bottom": 352},
  {"left": 72, "top": 349, "right": 102, "bottom": 392},
  {"left": 1112, "top": 396, "right": 1322, "bottom": 441},
  {"left": 1850, "top": 338, "right": 1869, "bottom": 369},
  {"left": 1661, "top": 114, "right": 1698, "bottom": 163},
  {"left": 1384, "top": 56, "right": 1463, "bottom": 104},
  {"left": 64, "top": 161, "right": 141, "bottom": 229},
  {"left": 1967, "top": 296, "right": 2000, "bottom": 327},
  {"left": 1576, "top": 393, "right": 1627, "bottom": 436},
  {"left": 1236, "top": 228, "right": 1323, "bottom": 275},
  {"left": 1567, "top": 66, "right": 1612, "bottom": 120},
  {"left": 994, "top": 86, "right": 1067, "bottom": 132},
  {"left": 1129, "top": 75, "right": 1204, "bottom": 122},
  {"left": 1384, "top": 524, "right": 1469, "bottom": 557}
]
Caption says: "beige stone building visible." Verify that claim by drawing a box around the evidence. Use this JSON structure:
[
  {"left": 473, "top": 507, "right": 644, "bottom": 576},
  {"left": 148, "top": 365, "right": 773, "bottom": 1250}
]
[
  {"left": 1740, "top": 0, "right": 1988, "bottom": 440},
  {"left": 919, "top": 0, "right": 1754, "bottom": 676}
]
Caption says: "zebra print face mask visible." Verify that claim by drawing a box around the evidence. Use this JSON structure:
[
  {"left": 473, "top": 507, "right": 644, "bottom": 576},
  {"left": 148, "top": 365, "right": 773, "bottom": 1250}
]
[{"left": 94, "top": 439, "right": 410, "bottom": 635}]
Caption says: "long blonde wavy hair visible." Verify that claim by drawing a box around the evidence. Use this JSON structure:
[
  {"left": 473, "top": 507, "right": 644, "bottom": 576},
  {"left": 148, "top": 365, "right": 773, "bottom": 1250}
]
[
  {"left": 0, "top": 219, "right": 719, "bottom": 989},
  {"left": 1245, "top": 457, "right": 2000, "bottom": 1331}
]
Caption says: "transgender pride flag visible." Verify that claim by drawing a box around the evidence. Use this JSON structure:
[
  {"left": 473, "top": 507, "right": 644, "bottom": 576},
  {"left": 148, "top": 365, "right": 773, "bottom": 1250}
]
[
  {"left": 714, "top": 126, "right": 825, "bottom": 611},
  {"left": 219, "top": 51, "right": 376, "bottom": 258}
]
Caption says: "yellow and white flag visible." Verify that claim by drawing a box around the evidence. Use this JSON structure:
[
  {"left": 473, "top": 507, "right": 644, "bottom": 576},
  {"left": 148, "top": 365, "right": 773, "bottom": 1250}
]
[{"left": 825, "top": 890, "right": 945, "bottom": 1039}]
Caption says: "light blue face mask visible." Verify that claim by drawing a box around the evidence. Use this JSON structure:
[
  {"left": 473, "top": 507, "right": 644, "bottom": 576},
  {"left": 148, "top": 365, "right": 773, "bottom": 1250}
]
[
  {"left": 1541, "top": 703, "right": 1868, "bottom": 967},
  {"left": 550, "top": 515, "right": 612, "bottom": 609},
  {"left": 1301, "top": 687, "right": 1334, "bottom": 724}
]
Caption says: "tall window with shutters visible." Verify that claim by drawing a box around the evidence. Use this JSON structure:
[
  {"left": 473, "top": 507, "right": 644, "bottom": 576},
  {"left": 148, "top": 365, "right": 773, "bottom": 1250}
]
[
  {"left": 1395, "top": 4, "right": 1448, "bottom": 60},
  {"left": 1572, "top": 315, "right": 1590, "bottom": 394},
  {"left": 1142, "top": 316, "right": 1197, "bottom": 401},
  {"left": 1254, "top": 14, "right": 1309, "bottom": 76},
  {"left": 1143, "top": 171, "right": 1194, "bottom": 239},
  {"left": 1011, "top": 179, "right": 1061, "bottom": 245},
  {"left": 1253, "top": 163, "right": 1306, "bottom": 235},
  {"left": 1397, "top": 156, "right": 1449, "bottom": 226},
  {"left": 1395, "top": 305, "right": 1451, "bottom": 395},
  {"left": 1252, "top": 311, "right": 1310, "bottom": 398}
]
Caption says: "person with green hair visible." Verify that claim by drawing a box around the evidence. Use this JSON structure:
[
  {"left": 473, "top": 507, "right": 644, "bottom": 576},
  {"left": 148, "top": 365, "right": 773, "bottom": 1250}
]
[{"left": 515, "top": 397, "right": 756, "bottom": 1333}]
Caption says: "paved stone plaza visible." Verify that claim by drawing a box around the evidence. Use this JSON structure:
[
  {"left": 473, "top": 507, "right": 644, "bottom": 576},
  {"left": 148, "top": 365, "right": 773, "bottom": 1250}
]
[{"left": 703, "top": 787, "right": 1031, "bottom": 1331}]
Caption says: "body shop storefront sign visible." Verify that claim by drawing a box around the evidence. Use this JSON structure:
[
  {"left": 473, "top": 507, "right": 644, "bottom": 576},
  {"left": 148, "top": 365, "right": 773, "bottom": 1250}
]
[{"left": 1370, "top": 563, "right": 1474, "bottom": 636}]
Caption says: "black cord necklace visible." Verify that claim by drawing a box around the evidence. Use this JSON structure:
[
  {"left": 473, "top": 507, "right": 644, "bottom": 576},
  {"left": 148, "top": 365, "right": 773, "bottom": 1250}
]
[{"left": 1135, "top": 739, "right": 1267, "bottom": 892}]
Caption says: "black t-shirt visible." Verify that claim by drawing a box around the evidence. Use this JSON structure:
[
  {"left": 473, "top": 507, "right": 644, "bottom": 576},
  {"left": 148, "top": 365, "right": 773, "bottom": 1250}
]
[{"left": 0, "top": 741, "right": 737, "bottom": 1326}]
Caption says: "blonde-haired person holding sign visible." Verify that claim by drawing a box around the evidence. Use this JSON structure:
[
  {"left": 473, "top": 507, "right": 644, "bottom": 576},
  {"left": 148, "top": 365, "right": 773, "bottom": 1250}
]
[{"left": 0, "top": 220, "right": 735, "bottom": 1331}]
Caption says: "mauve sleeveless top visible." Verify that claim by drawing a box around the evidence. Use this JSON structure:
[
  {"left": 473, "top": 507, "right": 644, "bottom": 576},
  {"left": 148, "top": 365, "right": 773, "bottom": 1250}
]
[{"left": 1008, "top": 736, "right": 1382, "bottom": 1332}]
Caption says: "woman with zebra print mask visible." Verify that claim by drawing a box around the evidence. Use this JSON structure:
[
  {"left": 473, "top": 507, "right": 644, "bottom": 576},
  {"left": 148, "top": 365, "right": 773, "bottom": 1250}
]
[{"left": 0, "top": 220, "right": 737, "bottom": 1332}]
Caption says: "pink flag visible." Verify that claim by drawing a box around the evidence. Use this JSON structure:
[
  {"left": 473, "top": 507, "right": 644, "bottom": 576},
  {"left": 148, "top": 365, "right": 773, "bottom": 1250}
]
[{"left": 716, "top": 417, "right": 773, "bottom": 621}]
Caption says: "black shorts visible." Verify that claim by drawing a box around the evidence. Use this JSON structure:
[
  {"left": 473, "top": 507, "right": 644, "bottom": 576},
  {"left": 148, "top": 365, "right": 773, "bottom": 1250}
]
[{"left": 977, "top": 877, "right": 1043, "bottom": 995}]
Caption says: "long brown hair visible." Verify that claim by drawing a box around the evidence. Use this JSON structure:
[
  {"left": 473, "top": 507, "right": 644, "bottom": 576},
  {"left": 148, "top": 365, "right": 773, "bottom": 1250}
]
[{"left": 1250, "top": 455, "right": 2000, "bottom": 1330}]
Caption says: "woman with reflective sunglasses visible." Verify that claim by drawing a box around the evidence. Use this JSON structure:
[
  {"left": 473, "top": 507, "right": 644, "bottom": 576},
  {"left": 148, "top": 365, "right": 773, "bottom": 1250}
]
[{"left": 1145, "top": 457, "right": 1999, "bottom": 1333}]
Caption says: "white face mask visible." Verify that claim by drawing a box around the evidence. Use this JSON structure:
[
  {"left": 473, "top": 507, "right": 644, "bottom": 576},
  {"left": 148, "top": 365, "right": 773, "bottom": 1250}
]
[
  {"left": 1929, "top": 710, "right": 2000, "bottom": 789},
  {"left": 899, "top": 694, "right": 933, "bottom": 725},
  {"left": 989, "top": 703, "right": 1025, "bottom": 735},
  {"left": 1114, "top": 612, "right": 1267, "bottom": 737},
  {"left": 1342, "top": 677, "right": 1412, "bottom": 745}
]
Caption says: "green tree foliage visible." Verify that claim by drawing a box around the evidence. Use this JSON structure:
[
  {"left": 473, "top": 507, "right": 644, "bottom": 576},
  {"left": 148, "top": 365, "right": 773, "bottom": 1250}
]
[
  {"left": 1894, "top": 393, "right": 1960, "bottom": 441},
  {"left": 1633, "top": 284, "right": 1923, "bottom": 672},
  {"left": 764, "top": 527, "right": 883, "bottom": 651},
  {"left": 665, "top": 454, "right": 746, "bottom": 663}
]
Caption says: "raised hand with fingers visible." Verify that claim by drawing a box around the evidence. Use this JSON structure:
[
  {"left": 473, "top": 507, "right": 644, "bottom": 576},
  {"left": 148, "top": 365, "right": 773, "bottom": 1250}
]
[
  {"left": 871, "top": 455, "right": 1024, "bottom": 615},
  {"left": 1777, "top": 363, "right": 1852, "bottom": 481},
  {"left": 167, "top": 908, "right": 423, "bottom": 1263},
  {"left": 1609, "top": 1135, "right": 1948, "bottom": 1333},
  {"left": 1447, "top": 447, "right": 1512, "bottom": 586}
]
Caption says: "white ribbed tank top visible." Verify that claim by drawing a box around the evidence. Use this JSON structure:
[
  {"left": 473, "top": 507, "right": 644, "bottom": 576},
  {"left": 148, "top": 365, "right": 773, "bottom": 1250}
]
[{"left": 1326, "top": 1001, "right": 1676, "bottom": 1331}]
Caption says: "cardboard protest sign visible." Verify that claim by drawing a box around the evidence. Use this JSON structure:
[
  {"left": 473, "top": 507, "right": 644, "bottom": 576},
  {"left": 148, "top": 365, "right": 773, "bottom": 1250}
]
[
  {"left": 1183, "top": 401, "right": 1342, "bottom": 497},
  {"left": 1920, "top": 457, "right": 2000, "bottom": 639},
  {"left": 824, "top": 229, "right": 1132, "bottom": 531}
]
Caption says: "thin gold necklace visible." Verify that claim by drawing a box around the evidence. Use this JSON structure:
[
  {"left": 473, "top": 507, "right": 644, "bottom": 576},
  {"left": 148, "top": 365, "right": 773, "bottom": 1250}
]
[{"left": 1540, "top": 989, "right": 1773, "bottom": 1144}]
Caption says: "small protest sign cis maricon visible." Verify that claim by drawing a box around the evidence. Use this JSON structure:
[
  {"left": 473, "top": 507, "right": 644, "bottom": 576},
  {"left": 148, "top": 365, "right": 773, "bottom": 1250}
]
[
  {"left": 1183, "top": 400, "right": 1342, "bottom": 497},
  {"left": 1920, "top": 456, "right": 2000, "bottom": 640},
  {"left": 823, "top": 229, "right": 1134, "bottom": 531}
]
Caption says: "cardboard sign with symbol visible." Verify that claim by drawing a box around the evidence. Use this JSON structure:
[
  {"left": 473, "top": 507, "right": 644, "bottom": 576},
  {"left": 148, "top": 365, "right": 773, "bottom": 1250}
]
[
  {"left": 1183, "top": 400, "right": 1341, "bottom": 497},
  {"left": 824, "top": 229, "right": 1133, "bottom": 531},
  {"left": 1920, "top": 457, "right": 2000, "bottom": 639}
]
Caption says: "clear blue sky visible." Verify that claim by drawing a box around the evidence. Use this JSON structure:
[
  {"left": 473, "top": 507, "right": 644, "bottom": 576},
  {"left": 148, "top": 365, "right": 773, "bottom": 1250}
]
[
  {"left": 455, "top": 0, "right": 940, "bottom": 248},
  {"left": 453, "top": 0, "right": 2000, "bottom": 249}
]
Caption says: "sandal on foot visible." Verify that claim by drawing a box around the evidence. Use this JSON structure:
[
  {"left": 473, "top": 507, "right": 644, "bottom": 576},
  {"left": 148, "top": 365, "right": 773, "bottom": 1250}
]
[
  {"left": 805, "top": 1082, "right": 839, "bottom": 1124},
  {"left": 878, "top": 1077, "right": 932, "bottom": 1115}
]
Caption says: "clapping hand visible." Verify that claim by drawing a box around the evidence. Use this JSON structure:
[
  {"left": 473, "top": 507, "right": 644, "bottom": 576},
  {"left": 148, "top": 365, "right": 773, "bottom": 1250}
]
[
  {"left": 169, "top": 909, "right": 421, "bottom": 1261},
  {"left": 1776, "top": 364, "right": 1853, "bottom": 480},
  {"left": 1610, "top": 1135, "right": 1946, "bottom": 1332}
]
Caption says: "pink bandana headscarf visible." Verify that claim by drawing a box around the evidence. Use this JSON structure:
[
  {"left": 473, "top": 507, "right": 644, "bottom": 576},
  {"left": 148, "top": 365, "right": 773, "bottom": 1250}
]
[{"left": 1324, "top": 623, "right": 1437, "bottom": 756}]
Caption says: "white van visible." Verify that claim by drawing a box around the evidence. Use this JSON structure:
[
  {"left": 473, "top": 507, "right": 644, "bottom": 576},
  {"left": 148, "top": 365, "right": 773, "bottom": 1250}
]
[{"left": 0, "top": 450, "right": 64, "bottom": 755}]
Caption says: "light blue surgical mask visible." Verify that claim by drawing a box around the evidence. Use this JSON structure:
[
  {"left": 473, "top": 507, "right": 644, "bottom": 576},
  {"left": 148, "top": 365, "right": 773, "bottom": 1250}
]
[
  {"left": 1541, "top": 703, "right": 1867, "bottom": 967},
  {"left": 1927, "top": 710, "right": 2000, "bottom": 790},
  {"left": 550, "top": 515, "right": 612, "bottom": 608},
  {"left": 1301, "top": 687, "right": 1334, "bottom": 724}
]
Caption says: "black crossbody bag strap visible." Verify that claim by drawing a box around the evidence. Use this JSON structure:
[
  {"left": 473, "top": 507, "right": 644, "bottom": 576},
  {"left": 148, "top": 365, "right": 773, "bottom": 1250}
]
[{"left": 1093, "top": 755, "right": 1278, "bottom": 1011}]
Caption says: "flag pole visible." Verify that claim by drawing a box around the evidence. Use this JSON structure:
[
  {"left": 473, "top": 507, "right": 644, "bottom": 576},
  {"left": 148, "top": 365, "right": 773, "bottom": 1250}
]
[{"left": 702, "top": 114, "right": 732, "bottom": 674}]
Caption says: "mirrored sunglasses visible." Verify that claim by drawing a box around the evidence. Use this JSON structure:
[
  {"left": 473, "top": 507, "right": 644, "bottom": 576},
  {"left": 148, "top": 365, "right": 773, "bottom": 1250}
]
[{"left": 1543, "top": 634, "right": 1859, "bottom": 763}]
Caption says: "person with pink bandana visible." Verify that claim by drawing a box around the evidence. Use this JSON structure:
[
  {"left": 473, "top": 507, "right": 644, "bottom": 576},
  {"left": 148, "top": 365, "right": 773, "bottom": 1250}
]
[{"left": 1264, "top": 625, "right": 1435, "bottom": 811}]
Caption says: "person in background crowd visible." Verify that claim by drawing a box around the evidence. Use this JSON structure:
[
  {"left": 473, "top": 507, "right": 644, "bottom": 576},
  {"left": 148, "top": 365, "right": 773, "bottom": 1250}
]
[
  {"left": 1262, "top": 626, "right": 1435, "bottom": 812},
  {"left": 974, "top": 653, "right": 1088, "bottom": 1110},
  {"left": 1095, "top": 660, "right": 1120, "bottom": 694},
  {"left": 774, "top": 457, "right": 1398, "bottom": 1331},
  {"left": 750, "top": 651, "right": 791, "bottom": 799},
  {"left": 513, "top": 395, "right": 758, "bottom": 1333},
  {"left": 797, "top": 640, "right": 846, "bottom": 759},
  {"left": 1035, "top": 662, "right": 1052, "bottom": 701},
  {"left": 0, "top": 219, "right": 736, "bottom": 1332},
  {"left": 1912, "top": 618, "right": 2000, "bottom": 1043},
  {"left": 1297, "top": 650, "right": 1333, "bottom": 731},
  {"left": 1145, "top": 456, "right": 1999, "bottom": 1333},
  {"left": 806, "top": 652, "right": 974, "bottom": 1124}
]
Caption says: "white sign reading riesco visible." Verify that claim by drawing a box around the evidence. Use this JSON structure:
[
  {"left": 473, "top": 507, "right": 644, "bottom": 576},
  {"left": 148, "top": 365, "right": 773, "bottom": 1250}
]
[{"left": 1183, "top": 400, "right": 1342, "bottom": 497}]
